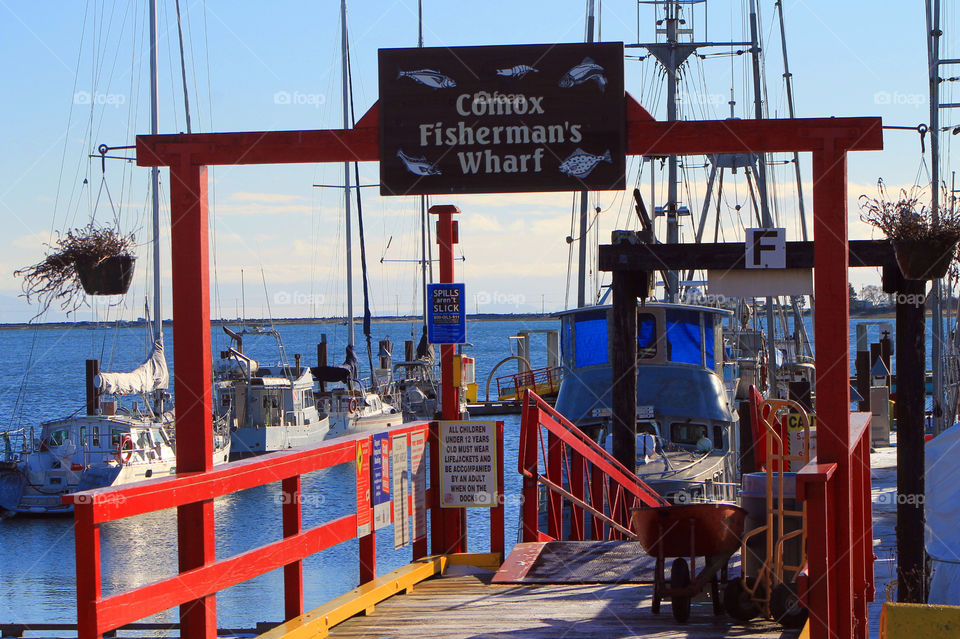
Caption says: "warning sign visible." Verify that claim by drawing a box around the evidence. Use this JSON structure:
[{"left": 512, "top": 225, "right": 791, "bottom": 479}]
[
  {"left": 440, "top": 421, "right": 497, "bottom": 507},
  {"left": 410, "top": 431, "right": 427, "bottom": 541},
  {"left": 356, "top": 440, "right": 371, "bottom": 537},
  {"left": 392, "top": 433, "right": 410, "bottom": 549},
  {"left": 427, "top": 283, "right": 466, "bottom": 344},
  {"left": 372, "top": 432, "right": 392, "bottom": 530}
]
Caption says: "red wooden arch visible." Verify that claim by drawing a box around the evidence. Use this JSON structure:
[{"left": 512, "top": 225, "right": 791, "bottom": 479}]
[{"left": 132, "top": 93, "right": 882, "bottom": 639}]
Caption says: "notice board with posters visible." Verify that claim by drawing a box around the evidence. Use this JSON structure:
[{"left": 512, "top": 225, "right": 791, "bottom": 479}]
[{"left": 379, "top": 42, "right": 625, "bottom": 195}]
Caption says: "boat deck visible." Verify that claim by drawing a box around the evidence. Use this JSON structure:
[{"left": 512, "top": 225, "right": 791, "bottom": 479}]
[{"left": 325, "top": 569, "right": 798, "bottom": 639}]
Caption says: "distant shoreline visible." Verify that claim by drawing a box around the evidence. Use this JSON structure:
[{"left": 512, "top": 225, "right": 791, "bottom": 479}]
[{"left": 0, "top": 313, "right": 559, "bottom": 331}]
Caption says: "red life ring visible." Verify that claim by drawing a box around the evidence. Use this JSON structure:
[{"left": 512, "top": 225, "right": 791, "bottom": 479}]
[
  {"left": 117, "top": 435, "right": 134, "bottom": 464},
  {"left": 348, "top": 398, "right": 359, "bottom": 414}
]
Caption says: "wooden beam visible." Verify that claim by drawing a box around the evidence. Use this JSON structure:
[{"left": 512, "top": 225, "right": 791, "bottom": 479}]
[
  {"left": 599, "top": 239, "right": 894, "bottom": 272},
  {"left": 626, "top": 116, "right": 883, "bottom": 156}
]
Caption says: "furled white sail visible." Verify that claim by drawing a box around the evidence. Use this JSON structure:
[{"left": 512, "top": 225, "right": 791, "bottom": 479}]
[{"left": 95, "top": 338, "right": 169, "bottom": 395}]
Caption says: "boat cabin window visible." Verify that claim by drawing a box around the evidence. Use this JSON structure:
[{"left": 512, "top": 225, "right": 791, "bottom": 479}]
[
  {"left": 263, "top": 392, "right": 281, "bottom": 426},
  {"left": 111, "top": 429, "right": 124, "bottom": 447},
  {"left": 573, "top": 311, "right": 609, "bottom": 368},
  {"left": 303, "top": 390, "right": 314, "bottom": 409},
  {"left": 638, "top": 313, "right": 657, "bottom": 359},
  {"left": 670, "top": 422, "right": 708, "bottom": 446},
  {"left": 49, "top": 429, "right": 68, "bottom": 446},
  {"left": 665, "top": 309, "right": 715, "bottom": 369},
  {"left": 713, "top": 424, "right": 723, "bottom": 449},
  {"left": 92, "top": 426, "right": 100, "bottom": 445},
  {"left": 636, "top": 421, "right": 658, "bottom": 435}
]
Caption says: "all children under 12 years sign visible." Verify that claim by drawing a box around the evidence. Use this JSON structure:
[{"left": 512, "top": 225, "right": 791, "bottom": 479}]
[{"left": 439, "top": 421, "right": 497, "bottom": 507}]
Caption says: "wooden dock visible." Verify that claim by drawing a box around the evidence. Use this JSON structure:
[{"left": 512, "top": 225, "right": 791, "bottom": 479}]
[{"left": 323, "top": 569, "right": 797, "bottom": 639}]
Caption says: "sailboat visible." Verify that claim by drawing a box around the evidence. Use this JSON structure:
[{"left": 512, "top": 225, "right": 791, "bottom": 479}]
[
  {"left": 0, "top": 0, "right": 230, "bottom": 516},
  {"left": 315, "top": 0, "right": 402, "bottom": 439}
]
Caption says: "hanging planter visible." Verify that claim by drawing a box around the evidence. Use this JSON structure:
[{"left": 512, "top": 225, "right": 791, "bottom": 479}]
[
  {"left": 860, "top": 180, "right": 960, "bottom": 282},
  {"left": 75, "top": 253, "right": 136, "bottom": 295},
  {"left": 892, "top": 238, "right": 957, "bottom": 281},
  {"left": 15, "top": 224, "right": 136, "bottom": 319}
]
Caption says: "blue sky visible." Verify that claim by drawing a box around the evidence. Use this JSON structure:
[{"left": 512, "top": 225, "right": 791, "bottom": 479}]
[{"left": 0, "top": 1, "right": 951, "bottom": 323}]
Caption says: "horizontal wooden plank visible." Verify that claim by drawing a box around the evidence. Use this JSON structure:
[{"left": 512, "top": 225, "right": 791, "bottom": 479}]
[
  {"left": 599, "top": 239, "right": 894, "bottom": 273},
  {"left": 66, "top": 422, "right": 430, "bottom": 523},
  {"left": 324, "top": 573, "right": 796, "bottom": 638},
  {"left": 97, "top": 515, "right": 356, "bottom": 633}
]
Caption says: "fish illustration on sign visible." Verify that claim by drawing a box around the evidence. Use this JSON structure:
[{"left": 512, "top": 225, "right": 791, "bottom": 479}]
[
  {"left": 558, "top": 148, "right": 612, "bottom": 178},
  {"left": 496, "top": 65, "right": 539, "bottom": 79},
  {"left": 397, "top": 68, "right": 456, "bottom": 89},
  {"left": 397, "top": 149, "right": 442, "bottom": 176},
  {"left": 558, "top": 57, "right": 607, "bottom": 91}
]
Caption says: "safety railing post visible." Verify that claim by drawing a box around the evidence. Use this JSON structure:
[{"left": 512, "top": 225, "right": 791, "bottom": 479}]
[
  {"left": 570, "top": 449, "right": 585, "bottom": 541},
  {"left": 490, "top": 421, "right": 505, "bottom": 556},
  {"left": 281, "top": 475, "right": 303, "bottom": 619},
  {"left": 546, "top": 430, "right": 562, "bottom": 539},
  {"left": 74, "top": 504, "right": 102, "bottom": 639},
  {"left": 519, "top": 393, "right": 540, "bottom": 542}
]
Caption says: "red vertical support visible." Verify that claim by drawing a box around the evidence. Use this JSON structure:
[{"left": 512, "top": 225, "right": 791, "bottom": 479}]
[
  {"left": 359, "top": 530, "right": 376, "bottom": 584},
  {"left": 520, "top": 397, "right": 540, "bottom": 542},
  {"left": 546, "top": 431, "right": 562, "bottom": 539},
  {"left": 800, "top": 475, "right": 833, "bottom": 639},
  {"left": 812, "top": 146, "right": 853, "bottom": 639},
  {"left": 590, "top": 465, "right": 604, "bottom": 540},
  {"left": 490, "top": 420, "right": 505, "bottom": 557},
  {"left": 570, "top": 450, "right": 585, "bottom": 541},
  {"left": 281, "top": 476, "right": 303, "bottom": 619},
  {"left": 74, "top": 506, "right": 102, "bottom": 639},
  {"left": 169, "top": 162, "right": 216, "bottom": 639},
  {"left": 431, "top": 204, "right": 465, "bottom": 554},
  {"left": 429, "top": 420, "right": 444, "bottom": 552}
]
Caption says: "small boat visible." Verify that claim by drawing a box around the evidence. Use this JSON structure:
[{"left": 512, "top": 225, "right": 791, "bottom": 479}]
[
  {"left": 554, "top": 302, "right": 740, "bottom": 503},
  {"left": 217, "top": 327, "right": 330, "bottom": 456},
  {"left": 0, "top": 339, "right": 231, "bottom": 516}
]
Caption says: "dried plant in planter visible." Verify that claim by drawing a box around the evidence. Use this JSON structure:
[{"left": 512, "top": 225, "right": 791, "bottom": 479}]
[
  {"left": 14, "top": 224, "right": 136, "bottom": 318},
  {"left": 859, "top": 179, "right": 960, "bottom": 280}
]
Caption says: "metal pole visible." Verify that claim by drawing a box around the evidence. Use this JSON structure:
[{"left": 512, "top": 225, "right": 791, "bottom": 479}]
[
  {"left": 665, "top": 2, "right": 680, "bottom": 302},
  {"left": 148, "top": 0, "right": 164, "bottom": 413},
  {"left": 928, "top": 0, "right": 945, "bottom": 433},
  {"left": 419, "top": 0, "right": 429, "bottom": 327},
  {"left": 341, "top": 0, "right": 354, "bottom": 347},
  {"left": 577, "top": 0, "right": 596, "bottom": 308},
  {"left": 749, "top": 0, "right": 779, "bottom": 392}
]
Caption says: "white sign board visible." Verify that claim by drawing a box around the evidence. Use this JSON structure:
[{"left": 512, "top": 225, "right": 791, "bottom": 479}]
[
  {"left": 410, "top": 431, "right": 427, "bottom": 541},
  {"left": 391, "top": 434, "right": 410, "bottom": 549},
  {"left": 440, "top": 421, "right": 497, "bottom": 508},
  {"left": 745, "top": 228, "right": 786, "bottom": 269}
]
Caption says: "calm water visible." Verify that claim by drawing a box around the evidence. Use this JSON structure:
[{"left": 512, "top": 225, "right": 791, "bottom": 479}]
[
  {"left": 0, "top": 318, "right": 555, "bottom": 628},
  {"left": 0, "top": 313, "right": 936, "bottom": 626}
]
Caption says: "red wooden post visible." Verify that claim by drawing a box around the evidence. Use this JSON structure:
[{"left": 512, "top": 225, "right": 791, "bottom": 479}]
[
  {"left": 281, "top": 476, "right": 303, "bottom": 619},
  {"left": 797, "top": 465, "right": 836, "bottom": 639},
  {"left": 570, "top": 449, "right": 585, "bottom": 541},
  {"left": 811, "top": 146, "right": 853, "bottom": 638},
  {"left": 590, "top": 465, "right": 604, "bottom": 540},
  {"left": 169, "top": 162, "right": 216, "bottom": 639},
  {"left": 359, "top": 530, "right": 376, "bottom": 584},
  {"left": 520, "top": 397, "right": 540, "bottom": 542},
  {"left": 74, "top": 505, "right": 102, "bottom": 639},
  {"left": 490, "top": 420, "right": 505, "bottom": 556},
  {"left": 546, "top": 431, "right": 562, "bottom": 539},
  {"left": 431, "top": 204, "right": 465, "bottom": 554}
]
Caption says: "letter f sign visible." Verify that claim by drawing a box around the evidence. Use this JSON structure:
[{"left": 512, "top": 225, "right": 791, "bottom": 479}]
[{"left": 745, "top": 228, "right": 786, "bottom": 269}]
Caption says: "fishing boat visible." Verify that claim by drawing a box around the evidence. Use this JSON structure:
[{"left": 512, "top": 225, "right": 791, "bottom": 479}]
[
  {"left": 0, "top": 0, "right": 230, "bottom": 515},
  {"left": 554, "top": 302, "right": 739, "bottom": 503},
  {"left": 216, "top": 326, "right": 330, "bottom": 457}
]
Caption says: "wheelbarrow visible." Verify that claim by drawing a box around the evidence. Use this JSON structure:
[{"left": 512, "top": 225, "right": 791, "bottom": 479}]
[{"left": 631, "top": 503, "right": 748, "bottom": 622}]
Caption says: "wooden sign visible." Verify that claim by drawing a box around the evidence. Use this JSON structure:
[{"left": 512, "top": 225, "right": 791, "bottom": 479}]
[{"left": 379, "top": 42, "right": 625, "bottom": 195}]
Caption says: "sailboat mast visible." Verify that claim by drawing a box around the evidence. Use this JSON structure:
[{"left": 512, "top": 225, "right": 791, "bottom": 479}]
[
  {"left": 577, "top": 0, "right": 595, "bottom": 308},
  {"left": 419, "top": 0, "right": 429, "bottom": 327},
  {"left": 927, "top": 0, "right": 945, "bottom": 433},
  {"left": 341, "top": 0, "right": 355, "bottom": 348},
  {"left": 149, "top": 0, "right": 161, "bottom": 344}
]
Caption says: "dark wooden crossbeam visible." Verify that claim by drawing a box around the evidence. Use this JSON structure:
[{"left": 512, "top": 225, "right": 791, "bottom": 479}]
[{"left": 599, "top": 238, "right": 895, "bottom": 272}]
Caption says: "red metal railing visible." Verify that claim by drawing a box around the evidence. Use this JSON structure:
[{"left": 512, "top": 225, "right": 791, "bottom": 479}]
[
  {"left": 796, "top": 412, "right": 874, "bottom": 639},
  {"left": 496, "top": 366, "right": 562, "bottom": 400},
  {"left": 65, "top": 420, "right": 504, "bottom": 639},
  {"left": 519, "top": 390, "right": 666, "bottom": 542}
]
